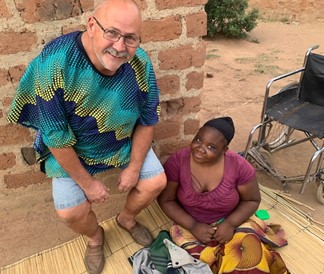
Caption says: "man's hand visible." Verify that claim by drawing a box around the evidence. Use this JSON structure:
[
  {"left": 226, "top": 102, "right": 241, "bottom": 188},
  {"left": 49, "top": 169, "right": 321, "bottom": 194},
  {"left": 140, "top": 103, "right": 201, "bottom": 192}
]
[
  {"left": 117, "top": 167, "right": 140, "bottom": 193},
  {"left": 48, "top": 147, "right": 109, "bottom": 204},
  {"left": 83, "top": 178, "right": 109, "bottom": 204}
]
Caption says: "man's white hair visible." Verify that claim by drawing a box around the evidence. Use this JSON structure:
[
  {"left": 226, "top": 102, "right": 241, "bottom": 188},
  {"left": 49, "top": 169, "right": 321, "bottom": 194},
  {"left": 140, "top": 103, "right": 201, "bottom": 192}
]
[{"left": 94, "top": 0, "right": 140, "bottom": 13}]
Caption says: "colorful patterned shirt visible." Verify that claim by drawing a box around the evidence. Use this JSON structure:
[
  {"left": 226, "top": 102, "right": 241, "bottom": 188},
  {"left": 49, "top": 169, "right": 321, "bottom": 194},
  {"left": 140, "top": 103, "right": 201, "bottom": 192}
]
[{"left": 7, "top": 31, "right": 160, "bottom": 177}]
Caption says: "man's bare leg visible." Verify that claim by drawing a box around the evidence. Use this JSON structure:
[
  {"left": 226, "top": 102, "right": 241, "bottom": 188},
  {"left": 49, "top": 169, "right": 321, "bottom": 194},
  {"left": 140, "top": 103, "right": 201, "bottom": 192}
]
[
  {"left": 117, "top": 172, "right": 166, "bottom": 245},
  {"left": 56, "top": 200, "right": 103, "bottom": 245},
  {"left": 56, "top": 201, "right": 105, "bottom": 274}
]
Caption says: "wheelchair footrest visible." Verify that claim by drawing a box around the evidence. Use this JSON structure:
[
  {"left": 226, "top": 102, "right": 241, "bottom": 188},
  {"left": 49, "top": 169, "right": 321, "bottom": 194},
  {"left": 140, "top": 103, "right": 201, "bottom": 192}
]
[{"left": 247, "top": 147, "right": 304, "bottom": 182}]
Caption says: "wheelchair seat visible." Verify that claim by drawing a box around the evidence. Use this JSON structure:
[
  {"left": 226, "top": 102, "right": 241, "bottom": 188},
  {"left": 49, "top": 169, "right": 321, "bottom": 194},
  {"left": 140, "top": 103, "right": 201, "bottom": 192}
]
[{"left": 244, "top": 45, "right": 324, "bottom": 204}]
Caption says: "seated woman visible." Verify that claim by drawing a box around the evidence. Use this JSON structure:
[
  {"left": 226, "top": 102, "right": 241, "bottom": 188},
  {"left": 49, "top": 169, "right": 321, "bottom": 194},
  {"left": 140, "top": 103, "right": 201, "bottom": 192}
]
[{"left": 158, "top": 117, "right": 290, "bottom": 274}]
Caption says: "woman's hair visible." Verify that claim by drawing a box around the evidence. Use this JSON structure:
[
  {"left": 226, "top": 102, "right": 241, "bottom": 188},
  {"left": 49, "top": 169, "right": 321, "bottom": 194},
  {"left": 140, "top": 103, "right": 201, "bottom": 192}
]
[{"left": 203, "top": 116, "right": 235, "bottom": 144}]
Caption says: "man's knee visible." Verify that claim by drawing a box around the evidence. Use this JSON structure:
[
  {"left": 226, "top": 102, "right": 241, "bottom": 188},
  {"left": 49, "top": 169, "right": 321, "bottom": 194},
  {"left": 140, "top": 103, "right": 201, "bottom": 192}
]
[
  {"left": 56, "top": 201, "right": 91, "bottom": 224},
  {"left": 154, "top": 172, "right": 167, "bottom": 193},
  {"left": 138, "top": 172, "right": 167, "bottom": 195}
]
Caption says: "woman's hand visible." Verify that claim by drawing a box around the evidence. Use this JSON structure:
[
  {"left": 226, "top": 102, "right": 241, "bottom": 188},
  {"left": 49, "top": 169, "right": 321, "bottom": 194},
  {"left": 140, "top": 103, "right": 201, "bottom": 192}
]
[
  {"left": 190, "top": 222, "right": 216, "bottom": 243},
  {"left": 213, "top": 221, "right": 235, "bottom": 244}
]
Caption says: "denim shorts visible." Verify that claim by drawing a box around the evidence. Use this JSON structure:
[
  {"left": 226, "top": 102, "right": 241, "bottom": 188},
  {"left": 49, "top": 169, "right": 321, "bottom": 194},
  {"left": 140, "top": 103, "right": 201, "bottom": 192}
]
[{"left": 52, "top": 147, "right": 164, "bottom": 210}]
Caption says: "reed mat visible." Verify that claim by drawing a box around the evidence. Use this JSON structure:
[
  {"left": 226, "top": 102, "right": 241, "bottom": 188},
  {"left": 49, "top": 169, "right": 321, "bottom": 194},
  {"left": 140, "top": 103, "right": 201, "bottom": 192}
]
[{"left": 1, "top": 186, "right": 323, "bottom": 274}]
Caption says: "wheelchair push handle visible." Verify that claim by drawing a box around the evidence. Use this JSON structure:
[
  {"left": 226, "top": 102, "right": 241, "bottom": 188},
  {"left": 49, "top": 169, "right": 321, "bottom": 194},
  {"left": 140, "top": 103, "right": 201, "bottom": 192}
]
[
  {"left": 309, "top": 44, "right": 319, "bottom": 50},
  {"left": 307, "top": 45, "right": 319, "bottom": 55}
]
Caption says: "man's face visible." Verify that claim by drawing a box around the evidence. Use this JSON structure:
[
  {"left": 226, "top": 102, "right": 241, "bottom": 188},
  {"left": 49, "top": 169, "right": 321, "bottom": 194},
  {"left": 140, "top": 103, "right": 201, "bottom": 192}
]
[{"left": 88, "top": 3, "right": 142, "bottom": 75}]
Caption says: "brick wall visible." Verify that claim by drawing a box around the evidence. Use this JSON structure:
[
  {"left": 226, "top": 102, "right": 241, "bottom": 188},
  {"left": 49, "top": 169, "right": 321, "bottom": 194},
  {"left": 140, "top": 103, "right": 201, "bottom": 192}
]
[
  {"left": 0, "top": 0, "right": 207, "bottom": 190},
  {"left": 249, "top": 0, "right": 324, "bottom": 23}
]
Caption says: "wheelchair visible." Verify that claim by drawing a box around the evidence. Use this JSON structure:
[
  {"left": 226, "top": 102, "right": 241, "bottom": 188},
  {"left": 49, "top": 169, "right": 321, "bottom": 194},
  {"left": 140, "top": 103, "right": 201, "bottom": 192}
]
[{"left": 243, "top": 45, "right": 324, "bottom": 204}]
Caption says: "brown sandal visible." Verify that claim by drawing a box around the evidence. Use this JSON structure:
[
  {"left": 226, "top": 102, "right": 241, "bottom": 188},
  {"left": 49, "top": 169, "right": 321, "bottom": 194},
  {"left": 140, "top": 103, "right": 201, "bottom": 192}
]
[{"left": 116, "top": 214, "right": 153, "bottom": 246}]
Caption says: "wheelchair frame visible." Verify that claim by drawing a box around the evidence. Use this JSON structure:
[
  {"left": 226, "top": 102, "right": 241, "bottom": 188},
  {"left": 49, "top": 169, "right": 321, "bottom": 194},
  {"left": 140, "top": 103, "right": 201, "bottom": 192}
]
[{"left": 243, "top": 45, "right": 324, "bottom": 204}]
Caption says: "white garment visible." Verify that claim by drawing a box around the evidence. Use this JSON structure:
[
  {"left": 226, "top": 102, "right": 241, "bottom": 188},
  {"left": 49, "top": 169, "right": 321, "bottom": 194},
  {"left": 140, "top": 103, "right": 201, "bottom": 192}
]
[{"left": 163, "top": 239, "right": 213, "bottom": 274}]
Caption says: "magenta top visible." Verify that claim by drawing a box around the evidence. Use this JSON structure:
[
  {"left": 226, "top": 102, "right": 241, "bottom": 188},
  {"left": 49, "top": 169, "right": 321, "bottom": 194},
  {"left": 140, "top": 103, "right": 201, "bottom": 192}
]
[{"left": 163, "top": 147, "right": 256, "bottom": 224}]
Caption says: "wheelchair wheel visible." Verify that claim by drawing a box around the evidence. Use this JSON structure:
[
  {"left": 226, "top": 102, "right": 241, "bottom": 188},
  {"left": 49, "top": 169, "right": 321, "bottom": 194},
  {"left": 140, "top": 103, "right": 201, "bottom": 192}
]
[
  {"left": 261, "top": 120, "right": 291, "bottom": 151},
  {"left": 317, "top": 182, "right": 324, "bottom": 205},
  {"left": 261, "top": 82, "right": 298, "bottom": 151}
]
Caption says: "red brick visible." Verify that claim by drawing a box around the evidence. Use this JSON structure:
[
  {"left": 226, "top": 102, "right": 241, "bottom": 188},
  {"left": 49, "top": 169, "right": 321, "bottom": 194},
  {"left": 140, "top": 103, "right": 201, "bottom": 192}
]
[
  {"left": 4, "top": 171, "right": 50, "bottom": 189},
  {"left": 3, "top": 96, "right": 13, "bottom": 108},
  {"left": 79, "top": 0, "right": 94, "bottom": 12},
  {"left": 182, "top": 96, "right": 201, "bottom": 114},
  {"left": 142, "top": 16, "right": 182, "bottom": 42},
  {"left": 186, "top": 12, "right": 207, "bottom": 37},
  {"left": 185, "top": 71, "right": 204, "bottom": 90},
  {"left": 0, "top": 66, "right": 24, "bottom": 86},
  {"left": 0, "top": 124, "right": 33, "bottom": 146},
  {"left": 160, "top": 96, "right": 201, "bottom": 117},
  {"left": 192, "top": 41, "right": 207, "bottom": 67},
  {"left": 158, "top": 42, "right": 206, "bottom": 70},
  {"left": 0, "top": 68, "right": 9, "bottom": 86},
  {"left": 0, "top": 0, "right": 11, "bottom": 18},
  {"left": 154, "top": 119, "right": 180, "bottom": 140},
  {"left": 159, "top": 140, "right": 190, "bottom": 159},
  {"left": 0, "top": 31, "right": 37, "bottom": 55},
  {"left": 14, "top": 0, "right": 85, "bottom": 23},
  {"left": 156, "top": 0, "right": 207, "bottom": 10},
  {"left": 0, "top": 153, "right": 16, "bottom": 170},
  {"left": 158, "top": 45, "right": 192, "bottom": 70},
  {"left": 62, "top": 24, "right": 86, "bottom": 35},
  {"left": 157, "top": 75, "right": 180, "bottom": 95},
  {"left": 8, "top": 65, "right": 26, "bottom": 84},
  {"left": 184, "top": 118, "right": 200, "bottom": 135},
  {"left": 160, "top": 98, "right": 185, "bottom": 118}
]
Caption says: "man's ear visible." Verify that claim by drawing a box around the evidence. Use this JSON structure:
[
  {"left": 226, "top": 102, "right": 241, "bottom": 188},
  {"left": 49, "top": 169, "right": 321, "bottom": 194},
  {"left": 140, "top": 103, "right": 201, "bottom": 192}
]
[{"left": 87, "top": 17, "right": 95, "bottom": 35}]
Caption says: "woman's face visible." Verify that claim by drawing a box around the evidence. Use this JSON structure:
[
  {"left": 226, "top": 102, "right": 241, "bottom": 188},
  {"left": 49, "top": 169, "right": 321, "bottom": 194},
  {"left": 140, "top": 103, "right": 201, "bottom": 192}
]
[{"left": 190, "top": 126, "right": 228, "bottom": 164}]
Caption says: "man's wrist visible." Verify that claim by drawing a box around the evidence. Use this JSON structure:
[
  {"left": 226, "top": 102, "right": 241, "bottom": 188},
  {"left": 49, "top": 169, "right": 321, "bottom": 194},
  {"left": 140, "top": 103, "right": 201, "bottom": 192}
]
[
  {"left": 73, "top": 173, "right": 94, "bottom": 189},
  {"left": 126, "top": 161, "right": 142, "bottom": 173}
]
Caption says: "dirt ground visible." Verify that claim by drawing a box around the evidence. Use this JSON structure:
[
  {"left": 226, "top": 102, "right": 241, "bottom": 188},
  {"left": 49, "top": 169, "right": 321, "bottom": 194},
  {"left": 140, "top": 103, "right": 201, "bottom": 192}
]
[{"left": 1, "top": 21, "right": 324, "bottom": 268}]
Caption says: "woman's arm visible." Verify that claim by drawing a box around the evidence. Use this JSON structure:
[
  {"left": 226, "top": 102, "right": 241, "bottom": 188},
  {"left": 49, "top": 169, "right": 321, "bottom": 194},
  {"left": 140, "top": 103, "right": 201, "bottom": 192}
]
[
  {"left": 227, "top": 177, "right": 261, "bottom": 224},
  {"left": 158, "top": 181, "right": 195, "bottom": 228},
  {"left": 213, "top": 177, "right": 261, "bottom": 243},
  {"left": 158, "top": 180, "right": 216, "bottom": 243}
]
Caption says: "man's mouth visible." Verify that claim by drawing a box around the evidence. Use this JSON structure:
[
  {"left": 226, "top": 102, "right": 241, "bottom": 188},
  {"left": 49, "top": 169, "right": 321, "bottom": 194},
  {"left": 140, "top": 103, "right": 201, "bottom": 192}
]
[{"left": 104, "top": 48, "right": 129, "bottom": 59}]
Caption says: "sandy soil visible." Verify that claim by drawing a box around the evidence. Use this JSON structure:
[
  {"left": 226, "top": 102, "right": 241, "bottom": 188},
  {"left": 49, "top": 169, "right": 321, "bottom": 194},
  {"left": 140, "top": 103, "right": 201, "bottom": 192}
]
[{"left": 1, "top": 21, "right": 324, "bottom": 268}]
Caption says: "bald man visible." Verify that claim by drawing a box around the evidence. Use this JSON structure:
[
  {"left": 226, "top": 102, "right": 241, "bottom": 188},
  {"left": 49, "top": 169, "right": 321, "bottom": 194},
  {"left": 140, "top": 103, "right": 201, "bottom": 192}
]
[{"left": 7, "top": 0, "right": 166, "bottom": 273}]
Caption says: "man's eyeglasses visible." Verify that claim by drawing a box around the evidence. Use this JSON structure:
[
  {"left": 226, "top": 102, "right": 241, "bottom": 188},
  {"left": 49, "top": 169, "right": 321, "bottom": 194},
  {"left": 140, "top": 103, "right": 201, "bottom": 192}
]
[{"left": 92, "top": 16, "right": 141, "bottom": 48}]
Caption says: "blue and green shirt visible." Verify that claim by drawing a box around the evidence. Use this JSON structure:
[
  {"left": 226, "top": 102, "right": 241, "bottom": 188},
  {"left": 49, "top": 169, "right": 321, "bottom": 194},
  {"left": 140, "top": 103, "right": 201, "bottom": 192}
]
[{"left": 7, "top": 31, "right": 161, "bottom": 177}]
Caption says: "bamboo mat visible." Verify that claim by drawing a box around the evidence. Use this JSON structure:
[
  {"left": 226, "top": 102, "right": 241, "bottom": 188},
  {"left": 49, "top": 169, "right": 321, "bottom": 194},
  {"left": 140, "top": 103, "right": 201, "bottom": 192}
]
[{"left": 1, "top": 187, "right": 324, "bottom": 274}]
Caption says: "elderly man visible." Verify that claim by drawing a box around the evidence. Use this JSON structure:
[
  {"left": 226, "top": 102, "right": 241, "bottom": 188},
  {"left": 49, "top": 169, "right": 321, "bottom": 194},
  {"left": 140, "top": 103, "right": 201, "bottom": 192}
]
[{"left": 7, "top": 0, "right": 166, "bottom": 273}]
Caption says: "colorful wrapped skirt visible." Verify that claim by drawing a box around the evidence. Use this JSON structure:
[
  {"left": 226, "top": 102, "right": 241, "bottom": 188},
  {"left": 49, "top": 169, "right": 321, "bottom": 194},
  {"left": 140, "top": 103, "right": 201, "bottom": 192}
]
[{"left": 170, "top": 216, "right": 290, "bottom": 274}]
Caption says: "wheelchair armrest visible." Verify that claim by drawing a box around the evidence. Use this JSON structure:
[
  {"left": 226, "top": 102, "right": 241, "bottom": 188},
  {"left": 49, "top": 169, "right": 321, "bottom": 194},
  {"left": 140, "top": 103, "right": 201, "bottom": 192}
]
[
  {"left": 260, "top": 67, "right": 305, "bottom": 121},
  {"left": 265, "top": 67, "right": 304, "bottom": 96}
]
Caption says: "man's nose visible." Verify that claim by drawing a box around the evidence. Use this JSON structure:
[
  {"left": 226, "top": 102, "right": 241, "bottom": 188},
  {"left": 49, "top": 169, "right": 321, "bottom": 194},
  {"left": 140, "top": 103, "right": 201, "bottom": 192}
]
[{"left": 113, "top": 37, "right": 127, "bottom": 52}]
